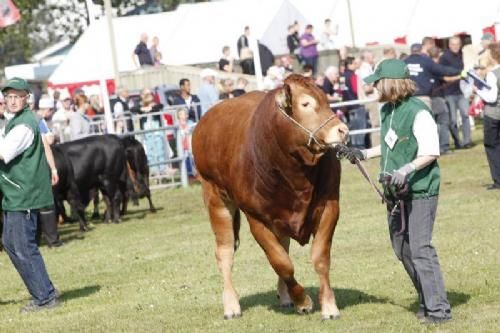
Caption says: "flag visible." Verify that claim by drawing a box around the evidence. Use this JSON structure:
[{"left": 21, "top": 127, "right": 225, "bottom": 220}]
[
  {"left": 482, "top": 25, "right": 496, "bottom": 41},
  {"left": 0, "top": 0, "right": 20, "bottom": 28},
  {"left": 394, "top": 36, "right": 407, "bottom": 45}
]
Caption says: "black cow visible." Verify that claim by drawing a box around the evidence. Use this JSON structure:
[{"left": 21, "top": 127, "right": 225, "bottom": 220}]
[
  {"left": 53, "top": 135, "right": 128, "bottom": 230},
  {"left": 120, "top": 136, "right": 156, "bottom": 214}
]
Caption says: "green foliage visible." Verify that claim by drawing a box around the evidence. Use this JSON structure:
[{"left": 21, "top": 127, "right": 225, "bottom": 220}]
[
  {"left": 0, "top": 129, "right": 498, "bottom": 332},
  {"left": 0, "top": 0, "right": 40, "bottom": 68},
  {"left": 0, "top": 0, "right": 207, "bottom": 73}
]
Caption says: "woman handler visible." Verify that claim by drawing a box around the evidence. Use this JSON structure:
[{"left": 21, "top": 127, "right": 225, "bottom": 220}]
[{"left": 342, "top": 59, "right": 452, "bottom": 324}]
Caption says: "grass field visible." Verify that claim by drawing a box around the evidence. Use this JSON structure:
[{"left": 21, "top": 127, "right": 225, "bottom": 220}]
[{"left": 1, "top": 129, "right": 500, "bottom": 333}]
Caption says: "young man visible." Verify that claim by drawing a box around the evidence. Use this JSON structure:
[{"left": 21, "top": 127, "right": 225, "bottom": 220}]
[
  {"left": 440, "top": 37, "right": 472, "bottom": 148},
  {"left": 172, "top": 78, "right": 202, "bottom": 122},
  {"left": 341, "top": 60, "right": 452, "bottom": 324},
  {"left": 0, "top": 77, "right": 59, "bottom": 312}
]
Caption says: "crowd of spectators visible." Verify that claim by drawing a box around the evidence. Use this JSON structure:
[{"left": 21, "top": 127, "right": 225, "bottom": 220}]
[{"left": 7, "top": 23, "right": 499, "bottom": 187}]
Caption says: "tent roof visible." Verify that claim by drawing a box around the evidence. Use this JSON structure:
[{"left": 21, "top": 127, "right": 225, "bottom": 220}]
[
  {"left": 49, "top": 0, "right": 500, "bottom": 86},
  {"left": 49, "top": 0, "right": 305, "bottom": 85}
]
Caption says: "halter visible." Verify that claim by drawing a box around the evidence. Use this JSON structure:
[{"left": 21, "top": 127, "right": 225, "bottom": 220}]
[{"left": 276, "top": 103, "right": 340, "bottom": 150}]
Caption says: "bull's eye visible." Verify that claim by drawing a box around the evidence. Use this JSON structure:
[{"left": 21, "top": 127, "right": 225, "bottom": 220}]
[{"left": 301, "top": 102, "right": 310, "bottom": 107}]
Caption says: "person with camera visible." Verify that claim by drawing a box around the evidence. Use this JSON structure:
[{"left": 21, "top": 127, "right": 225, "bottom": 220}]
[{"left": 339, "top": 59, "right": 451, "bottom": 324}]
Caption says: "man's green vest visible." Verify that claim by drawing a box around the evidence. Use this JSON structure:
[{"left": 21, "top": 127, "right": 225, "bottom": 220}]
[
  {"left": 380, "top": 96, "right": 440, "bottom": 199},
  {"left": 0, "top": 107, "right": 53, "bottom": 211}
]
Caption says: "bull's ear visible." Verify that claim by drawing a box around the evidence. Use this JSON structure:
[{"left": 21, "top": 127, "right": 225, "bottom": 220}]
[{"left": 275, "top": 84, "right": 292, "bottom": 114}]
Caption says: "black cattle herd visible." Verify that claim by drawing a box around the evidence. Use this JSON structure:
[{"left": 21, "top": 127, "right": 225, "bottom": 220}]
[{"left": 0, "top": 134, "right": 156, "bottom": 248}]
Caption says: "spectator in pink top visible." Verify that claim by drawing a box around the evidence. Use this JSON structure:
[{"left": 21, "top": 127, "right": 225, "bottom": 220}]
[{"left": 300, "top": 24, "right": 319, "bottom": 75}]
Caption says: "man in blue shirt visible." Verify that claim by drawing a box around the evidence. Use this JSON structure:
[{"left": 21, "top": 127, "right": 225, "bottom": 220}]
[
  {"left": 197, "top": 69, "right": 219, "bottom": 116},
  {"left": 404, "top": 43, "right": 460, "bottom": 108},
  {"left": 172, "top": 79, "right": 202, "bottom": 122},
  {"left": 439, "top": 37, "right": 472, "bottom": 148}
]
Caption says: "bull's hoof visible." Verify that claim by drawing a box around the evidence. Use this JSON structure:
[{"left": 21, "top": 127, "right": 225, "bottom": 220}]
[
  {"left": 295, "top": 295, "right": 313, "bottom": 315},
  {"left": 321, "top": 314, "right": 341, "bottom": 321},
  {"left": 80, "top": 226, "right": 88, "bottom": 232},
  {"left": 150, "top": 208, "right": 157, "bottom": 213},
  {"left": 277, "top": 294, "right": 293, "bottom": 308},
  {"left": 223, "top": 312, "right": 242, "bottom": 320}
]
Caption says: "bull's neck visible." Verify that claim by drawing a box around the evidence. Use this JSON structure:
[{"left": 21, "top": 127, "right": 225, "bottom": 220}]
[{"left": 249, "top": 105, "right": 321, "bottom": 191}]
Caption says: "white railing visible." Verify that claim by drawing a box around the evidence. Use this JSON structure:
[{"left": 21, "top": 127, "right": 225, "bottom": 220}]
[
  {"left": 51, "top": 97, "right": 379, "bottom": 189},
  {"left": 329, "top": 98, "right": 380, "bottom": 135}
]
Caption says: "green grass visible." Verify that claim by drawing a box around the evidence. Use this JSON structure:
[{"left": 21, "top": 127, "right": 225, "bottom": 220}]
[{"left": 1, "top": 128, "right": 500, "bottom": 332}]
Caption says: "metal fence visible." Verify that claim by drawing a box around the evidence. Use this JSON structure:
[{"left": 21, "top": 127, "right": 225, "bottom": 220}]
[{"left": 52, "top": 98, "right": 379, "bottom": 190}]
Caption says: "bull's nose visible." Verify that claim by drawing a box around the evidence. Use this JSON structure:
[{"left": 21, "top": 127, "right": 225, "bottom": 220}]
[{"left": 338, "top": 124, "right": 349, "bottom": 142}]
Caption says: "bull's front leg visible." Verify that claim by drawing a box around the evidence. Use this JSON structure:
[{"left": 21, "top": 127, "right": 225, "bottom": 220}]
[
  {"left": 311, "top": 200, "right": 340, "bottom": 320},
  {"left": 248, "top": 217, "right": 313, "bottom": 314}
]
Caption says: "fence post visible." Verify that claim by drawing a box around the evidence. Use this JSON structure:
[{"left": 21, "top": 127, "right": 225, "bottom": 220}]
[{"left": 176, "top": 127, "right": 188, "bottom": 188}]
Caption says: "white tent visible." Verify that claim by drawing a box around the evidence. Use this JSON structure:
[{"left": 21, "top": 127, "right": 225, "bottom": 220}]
[
  {"left": 48, "top": 0, "right": 500, "bottom": 88},
  {"left": 48, "top": 0, "right": 307, "bottom": 87},
  {"left": 48, "top": 10, "right": 181, "bottom": 86},
  {"left": 291, "top": 0, "right": 500, "bottom": 47}
]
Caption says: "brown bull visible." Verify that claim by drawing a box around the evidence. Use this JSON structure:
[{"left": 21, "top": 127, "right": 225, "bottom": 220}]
[{"left": 192, "top": 74, "right": 349, "bottom": 320}]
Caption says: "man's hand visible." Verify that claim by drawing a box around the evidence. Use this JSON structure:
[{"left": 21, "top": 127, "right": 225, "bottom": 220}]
[
  {"left": 336, "top": 145, "right": 366, "bottom": 164},
  {"left": 390, "top": 163, "right": 416, "bottom": 187},
  {"left": 51, "top": 169, "right": 59, "bottom": 186}
]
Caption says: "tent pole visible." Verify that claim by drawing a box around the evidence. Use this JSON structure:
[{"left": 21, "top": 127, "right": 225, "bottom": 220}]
[
  {"left": 250, "top": 37, "right": 264, "bottom": 90},
  {"left": 86, "top": 0, "right": 116, "bottom": 134},
  {"left": 104, "top": 0, "right": 119, "bottom": 88},
  {"left": 346, "top": 0, "right": 356, "bottom": 48}
]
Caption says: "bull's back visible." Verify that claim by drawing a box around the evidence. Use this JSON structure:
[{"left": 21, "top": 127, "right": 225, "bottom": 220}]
[{"left": 192, "top": 91, "right": 265, "bottom": 182}]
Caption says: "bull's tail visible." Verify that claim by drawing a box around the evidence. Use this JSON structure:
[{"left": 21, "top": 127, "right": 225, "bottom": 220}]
[{"left": 233, "top": 209, "right": 241, "bottom": 252}]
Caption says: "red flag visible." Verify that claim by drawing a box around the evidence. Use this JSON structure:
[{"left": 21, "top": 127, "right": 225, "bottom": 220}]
[
  {"left": 0, "top": 0, "right": 21, "bottom": 28},
  {"left": 394, "top": 36, "right": 407, "bottom": 45},
  {"left": 482, "top": 25, "right": 496, "bottom": 41}
]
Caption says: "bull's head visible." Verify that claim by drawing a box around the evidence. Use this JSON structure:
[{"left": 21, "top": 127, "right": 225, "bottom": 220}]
[{"left": 275, "top": 74, "right": 349, "bottom": 155}]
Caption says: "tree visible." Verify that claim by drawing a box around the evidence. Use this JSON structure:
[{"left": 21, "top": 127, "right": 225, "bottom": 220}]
[{"left": 0, "top": 0, "right": 207, "bottom": 75}]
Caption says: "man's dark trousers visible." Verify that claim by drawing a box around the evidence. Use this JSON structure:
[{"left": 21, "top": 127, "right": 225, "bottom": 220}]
[
  {"left": 2, "top": 211, "right": 57, "bottom": 305},
  {"left": 483, "top": 115, "right": 500, "bottom": 185},
  {"left": 431, "top": 97, "right": 451, "bottom": 153}
]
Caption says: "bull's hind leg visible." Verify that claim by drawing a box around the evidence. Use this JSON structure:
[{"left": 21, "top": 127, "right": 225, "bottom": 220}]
[
  {"left": 201, "top": 180, "right": 241, "bottom": 319},
  {"left": 247, "top": 217, "right": 313, "bottom": 314}
]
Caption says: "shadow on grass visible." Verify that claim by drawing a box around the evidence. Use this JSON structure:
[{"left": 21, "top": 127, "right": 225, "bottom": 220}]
[
  {"left": 407, "top": 290, "right": 471, "bottom": 312},
  {"left": 0, "top": 299, "right": 17, "bottom": 306},
  {"left": 240, "top": 287, "right": 390, "bottom": 315},
  {"left": 86, "top": 206, "right": 162, "bottom": 225},
  {"left": 60, "top": 285, "right": 101, "bottom": 302},
  {"left": 0, "top": 286, "right": 101, "bottom": 305}
]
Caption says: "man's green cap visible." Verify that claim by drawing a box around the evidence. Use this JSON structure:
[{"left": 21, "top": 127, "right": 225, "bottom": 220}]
[
  {"left": 364, "top": 59, "right": 410, "bottom": 84},
  {"left": 1, "top": 77, "right": 30, "bottom": 93}
]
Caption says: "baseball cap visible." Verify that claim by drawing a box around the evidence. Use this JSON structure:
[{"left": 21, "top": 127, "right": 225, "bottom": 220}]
[
  {"left": 410, "top": 43, "right": 422, "bottom": 53},
  {"left": 200, "top": 68, "right": 218, "bottom": 79},
  {"left": 364, "top": 59, "right": 410, "bottom": 84},
  {"left": 2, "top": 77, "right": 30, "bottom": 93}
]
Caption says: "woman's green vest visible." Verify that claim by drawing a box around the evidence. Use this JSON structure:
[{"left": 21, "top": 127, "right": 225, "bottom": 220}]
[{"left": 380, "top": 97, "right": 440, "bottom": 199}]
